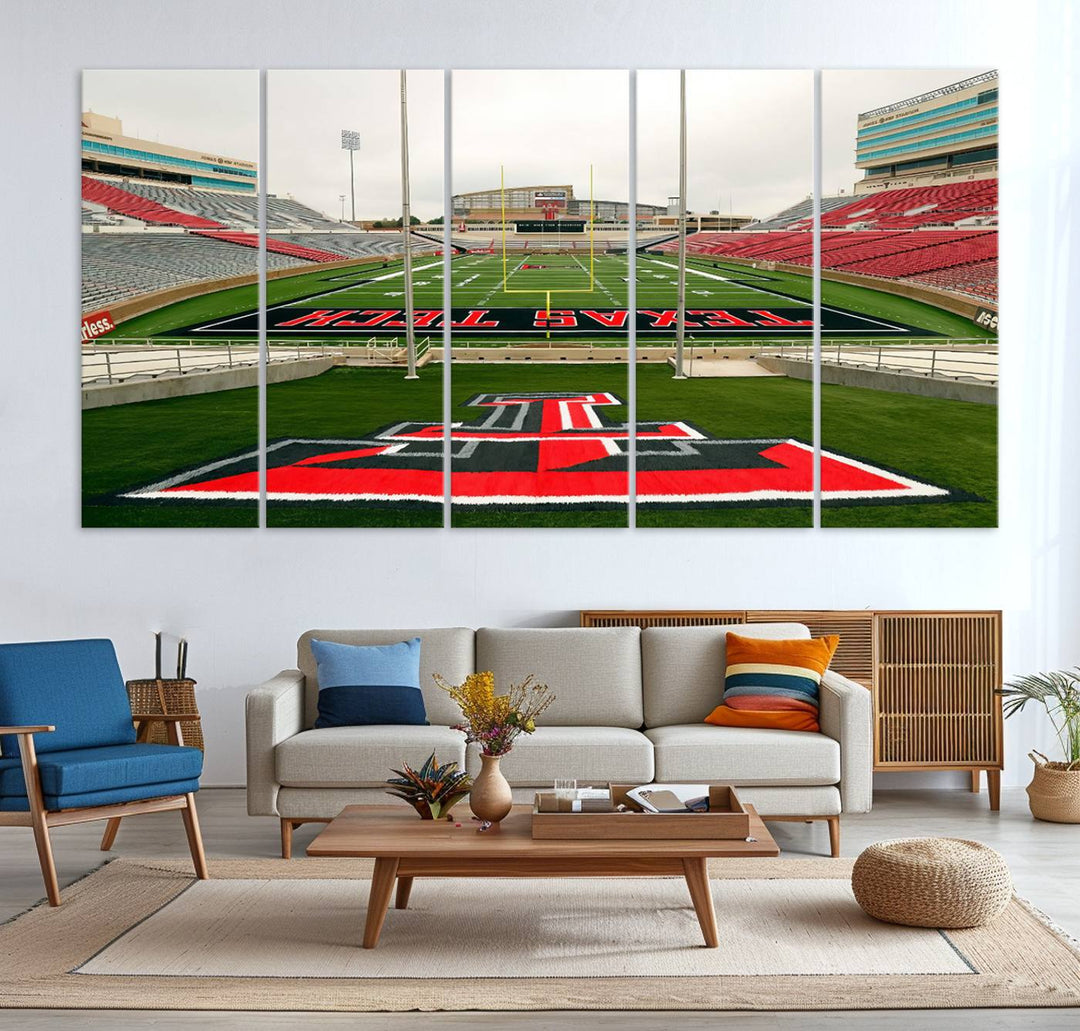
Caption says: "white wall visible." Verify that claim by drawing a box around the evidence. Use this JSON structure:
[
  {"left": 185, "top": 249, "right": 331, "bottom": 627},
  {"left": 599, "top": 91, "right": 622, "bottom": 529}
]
[{"left": 1, "top": 0, "right": 1077, "bottom": 789}]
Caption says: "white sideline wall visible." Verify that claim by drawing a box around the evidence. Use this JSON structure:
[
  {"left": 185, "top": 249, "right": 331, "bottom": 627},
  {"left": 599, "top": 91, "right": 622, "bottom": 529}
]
[{"left": 1, "top": 1, "right": 1077, "bottom": 789}]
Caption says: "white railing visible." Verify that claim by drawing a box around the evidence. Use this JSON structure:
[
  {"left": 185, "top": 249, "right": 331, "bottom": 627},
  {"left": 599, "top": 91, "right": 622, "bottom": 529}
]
[
  {"left": 82, "top": 337, "right": 431, "bottom": 384},
  {"left": 760, "top": 340, "right": 998, "bottom": 383}
]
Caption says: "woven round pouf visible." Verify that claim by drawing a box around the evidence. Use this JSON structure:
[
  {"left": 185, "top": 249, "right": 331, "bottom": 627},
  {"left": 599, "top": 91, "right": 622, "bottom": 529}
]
[{"left": 852, "top": 837, "right": 1013, "bottom": 928}]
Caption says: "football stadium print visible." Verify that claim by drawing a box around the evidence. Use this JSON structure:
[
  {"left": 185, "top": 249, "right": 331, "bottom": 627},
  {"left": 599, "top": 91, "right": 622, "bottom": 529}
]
[
  {"left": 117, "top": 390, "right": 970, "bottom": 512},
  {"left": 82, "top": 67, "right": 997, "bottom": 529}
]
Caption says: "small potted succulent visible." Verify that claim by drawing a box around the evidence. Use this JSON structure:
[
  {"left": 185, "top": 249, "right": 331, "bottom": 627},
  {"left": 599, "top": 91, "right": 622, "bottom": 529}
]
[
  {"left": 385, "top": 751, "right": 472, "bottom": 820},
  {"left": 1000, "top": 668, "right": 1080, "bottom": 823}
]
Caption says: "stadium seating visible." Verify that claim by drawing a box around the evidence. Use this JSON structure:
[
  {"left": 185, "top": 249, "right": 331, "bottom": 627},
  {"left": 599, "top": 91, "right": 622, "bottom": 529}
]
[
  {"left": 912, "top": 259, "right": 998, "bottom": 301},
  {"left": 652, "top": 223, "right": 998, "bottom": 302},
  {"left": 118, "top": 181, "right": 344, "bottom": 230},
  {"left": 747, "top": 195, "right": 856, "bottom": 230},
  {"left": 81, "top": 234, "right": 305, "bottom": 312},
  {"left": 83, "top": 175, "right": 350, "bottom": 231},
  {"left": 272, "top": 233, "right": 441, "bottom": 259},
  {"left": 785, "top": 180, "right": 997, "bottom": 231},
  {"left": 81, "top": 176, "right": 224, "bottom": 229},
  {"left": 190, "top": 230, "right": 351, "bottom": 264}
]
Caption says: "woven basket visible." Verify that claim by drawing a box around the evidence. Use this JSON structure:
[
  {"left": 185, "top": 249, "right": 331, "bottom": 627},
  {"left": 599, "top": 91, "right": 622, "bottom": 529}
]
[
  {"left": 1027, "top": 750, "right": 1080, "bottom": 823},
  {"left": 125, "top": 678, "right": 203, "bottom": 752},
  {"left": 852, "top": 837, "right": 1012, "bottom": 928}
]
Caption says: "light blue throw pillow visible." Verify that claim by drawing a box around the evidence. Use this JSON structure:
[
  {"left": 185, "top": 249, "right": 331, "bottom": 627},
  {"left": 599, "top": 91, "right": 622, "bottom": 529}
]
[{"left": 310, "top": 637, "right": 427, "bottom": 728}]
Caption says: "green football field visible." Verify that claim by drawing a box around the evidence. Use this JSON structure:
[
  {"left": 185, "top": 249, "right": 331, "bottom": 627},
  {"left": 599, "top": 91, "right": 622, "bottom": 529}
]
[
  {"left": 83, "top": 362, "right": 996, "bottom": 529},
  {"left": 104, "top": 251, "right": 993, "bottom": 346},
  {"left": 86, "top": 244, "right": 995, "bottom": 528}
]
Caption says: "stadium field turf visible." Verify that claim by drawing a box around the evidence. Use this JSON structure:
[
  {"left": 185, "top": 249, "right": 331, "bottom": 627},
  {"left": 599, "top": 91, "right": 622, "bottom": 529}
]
[
  {"left": 83, "top": 363, "right": 996, "bottom": 528},
  {"left": 101, "top": 252, "right": 992, "bottom": 345}
]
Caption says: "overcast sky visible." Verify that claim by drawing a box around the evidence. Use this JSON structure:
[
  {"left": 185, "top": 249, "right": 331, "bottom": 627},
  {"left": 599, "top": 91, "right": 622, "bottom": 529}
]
[
  {"left": 452, "top": 70, "right": 628, "bottom": 203},
  {"left": 269, "top": 70, "right": 443, "bottom": 221},
  {"left": 83, "top": 70, "right": 259, "bottom": 161},
  {"left": 639, "top": 70, "right": 811, "bottom": 219},
  {"left": 83, "top": 68, "right": 989, "bottom": 224}
]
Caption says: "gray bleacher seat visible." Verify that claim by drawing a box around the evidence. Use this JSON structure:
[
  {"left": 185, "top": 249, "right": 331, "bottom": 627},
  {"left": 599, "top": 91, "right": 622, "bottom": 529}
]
[
  {"left": 117, "top": 182, "right": 343, "bottom": 230},
  {"left": 81, "top": 233, "right": 305, "bottom": 312},
  {"left": 747, "top": 195, "right": 854, "bottom": 231}
]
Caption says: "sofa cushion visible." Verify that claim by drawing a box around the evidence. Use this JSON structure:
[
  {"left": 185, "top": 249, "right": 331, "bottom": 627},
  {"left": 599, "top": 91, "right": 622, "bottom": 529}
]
[
  {"left": 0, "top": 777, "right": 202, "bottom": 813},
  {"left": 298, "top": 629, "right": 473, "bottom": 730},
  {"left": 475, "top": 627, "right": 643, "bottom": 728},
  {"left": 276, "top": 725, "right": 467, "bottom": 788},
  {"left": 641, "top": 623, "right": 810, "bottom": 728},
  {"left": 645, "top": 724, "right": 840, "bottom": 785},
  {"left": 310, "top": 637, "right": 428, "bottom": 729},
  {"left": 0, "top": 743, "right": 202, "bottom": 799},
  {"left": 466, "top": 726, "right": 654, "bottom": 787},
  {"left": 0, "top": 639, "right": 136, "bottom": 757}
]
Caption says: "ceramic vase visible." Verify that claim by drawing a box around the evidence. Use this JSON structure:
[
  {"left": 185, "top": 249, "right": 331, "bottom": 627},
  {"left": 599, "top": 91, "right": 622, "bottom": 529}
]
[{"left": 469, "top": 752, "right": 513, "bottom": 824}]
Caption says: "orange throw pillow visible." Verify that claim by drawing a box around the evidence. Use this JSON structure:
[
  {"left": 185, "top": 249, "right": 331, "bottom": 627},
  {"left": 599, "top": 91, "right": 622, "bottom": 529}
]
[{"left": 704, "top": 633, "right": 839, "bottom": 733}]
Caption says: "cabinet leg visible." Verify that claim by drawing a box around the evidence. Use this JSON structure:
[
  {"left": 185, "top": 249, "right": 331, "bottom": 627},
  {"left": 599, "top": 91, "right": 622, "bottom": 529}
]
[
  {"left": 970, "top": 769, "right": 981, "bottom": 793},
  {"left": 986, "top": 769, "right": 1001, "bottom": 811}
]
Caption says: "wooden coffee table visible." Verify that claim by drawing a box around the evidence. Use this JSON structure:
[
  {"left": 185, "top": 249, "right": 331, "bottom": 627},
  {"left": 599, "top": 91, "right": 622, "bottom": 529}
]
[{"left": 306, "top": 803, "right": 779, "bottom": 949}]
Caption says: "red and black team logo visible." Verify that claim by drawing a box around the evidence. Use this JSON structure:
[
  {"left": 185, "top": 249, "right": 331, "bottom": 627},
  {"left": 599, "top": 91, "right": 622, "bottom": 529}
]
[{"left": 117, "top": 391, "right": 969, "bottom": 510}]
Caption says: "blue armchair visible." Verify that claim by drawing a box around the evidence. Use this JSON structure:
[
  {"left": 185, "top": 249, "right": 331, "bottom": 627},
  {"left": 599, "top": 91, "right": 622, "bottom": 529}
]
[{"left": 0, "top": 639, "right": 208, "bottom": 906}]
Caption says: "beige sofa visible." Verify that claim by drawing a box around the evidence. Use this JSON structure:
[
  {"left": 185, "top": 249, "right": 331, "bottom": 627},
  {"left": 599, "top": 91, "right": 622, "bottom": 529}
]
[{"left": 246, "top": 624, "right": 872, "bottom": 857}]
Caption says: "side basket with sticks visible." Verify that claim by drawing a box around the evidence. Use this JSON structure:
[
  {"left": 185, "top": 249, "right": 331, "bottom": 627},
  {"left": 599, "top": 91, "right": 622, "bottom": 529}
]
[
  {"left": 125, "top": 633, "right": 203, "bottom": 751},
  {"left": 101, "top": 633, "right": 203, "bottom": 852}
]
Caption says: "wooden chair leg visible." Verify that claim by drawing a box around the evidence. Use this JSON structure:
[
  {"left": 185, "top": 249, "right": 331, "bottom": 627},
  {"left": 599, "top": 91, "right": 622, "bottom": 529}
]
[
  {"left": 281, "top": 818, "right": 294, "bottom": 860},
  {"left": 100, "top": 817, "right": 122, "bottom": 851},
  {"left": 827, "top": 816, "right": 841, "bottom": 858},
  {"left": 180, "top": 793, "right": 209, "bottom": 879},
  {"left": 30, "top": 811, "right": 61, "bottom": 907},
  {"left": 16, "top": 732, "right": 61, "bottom": 906}
]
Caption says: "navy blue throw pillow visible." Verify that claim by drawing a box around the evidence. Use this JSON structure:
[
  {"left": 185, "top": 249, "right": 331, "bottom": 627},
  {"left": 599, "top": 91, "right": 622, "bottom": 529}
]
[{"left": 311, "top": 638, "right": 428, "bottom": 728}]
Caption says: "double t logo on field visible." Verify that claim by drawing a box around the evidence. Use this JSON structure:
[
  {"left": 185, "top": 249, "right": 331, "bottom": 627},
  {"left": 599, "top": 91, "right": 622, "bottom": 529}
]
[{"left": 119, "top": 391, "right": 964, "bottom": 509}]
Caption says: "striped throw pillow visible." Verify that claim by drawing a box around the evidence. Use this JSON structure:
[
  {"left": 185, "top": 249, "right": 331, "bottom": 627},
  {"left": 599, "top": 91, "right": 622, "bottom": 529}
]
[{"left": 704, "top": 632, "right": 839, "bottom": 733}]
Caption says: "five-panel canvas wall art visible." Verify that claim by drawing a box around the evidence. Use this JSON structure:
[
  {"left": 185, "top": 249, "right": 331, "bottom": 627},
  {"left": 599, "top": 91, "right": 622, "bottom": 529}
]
[{"left": 81, "top": 68, "right": 998, "bottom": 529}]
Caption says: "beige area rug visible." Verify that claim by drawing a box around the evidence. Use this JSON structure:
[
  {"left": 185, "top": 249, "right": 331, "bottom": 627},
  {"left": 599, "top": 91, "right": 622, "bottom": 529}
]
[
  {"left": 76, "top": 877, "right": 973, "bottom": 979},
  {"left": 1, "top": 857, "right": 1078, "bottom": 1011}
]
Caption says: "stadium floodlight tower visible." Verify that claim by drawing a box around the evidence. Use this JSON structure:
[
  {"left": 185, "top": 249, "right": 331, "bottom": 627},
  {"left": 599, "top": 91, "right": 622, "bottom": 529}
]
[{"left": 341, "top": 129, "right": 361, "bottom": 223}]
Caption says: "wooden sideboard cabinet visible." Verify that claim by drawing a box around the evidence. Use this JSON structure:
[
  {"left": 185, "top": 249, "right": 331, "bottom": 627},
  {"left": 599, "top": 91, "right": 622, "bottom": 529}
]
[{"left": 579, "top": 609, "right": 1004, "bottom": 809}]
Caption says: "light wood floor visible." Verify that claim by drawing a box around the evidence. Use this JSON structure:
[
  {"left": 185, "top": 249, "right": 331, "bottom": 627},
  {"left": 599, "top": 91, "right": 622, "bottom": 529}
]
[{"left": 1, "top": 787, "right": 1077, "bottom": 1030}]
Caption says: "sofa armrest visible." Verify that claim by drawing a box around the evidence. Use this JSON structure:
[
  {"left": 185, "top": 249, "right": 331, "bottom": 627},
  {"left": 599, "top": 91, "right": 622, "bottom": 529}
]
[
  {"left": 245, "top": 669, "right": 304, "bottom": 817},
  {"left": 819, "top": 669, "right": 873, "bottom": 813}
]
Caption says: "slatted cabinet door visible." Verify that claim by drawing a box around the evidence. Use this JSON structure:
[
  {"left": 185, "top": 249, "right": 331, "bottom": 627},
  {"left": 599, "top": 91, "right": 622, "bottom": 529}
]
[
  {"left": 745, "top": 610, "right": 874, "bottom": 688},
  {"left": 874, "top": 611, "right": 1002, "bottom": 770}
]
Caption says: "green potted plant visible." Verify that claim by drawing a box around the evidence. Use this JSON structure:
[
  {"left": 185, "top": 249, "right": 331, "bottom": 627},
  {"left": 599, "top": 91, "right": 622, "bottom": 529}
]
[
  {"left": 1000, "top": 668, "right": 1080, "bottom": 823},
  {"left": 385, "top": 752, "right": 472, "bottom": 820}
]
